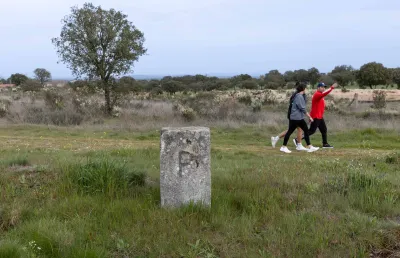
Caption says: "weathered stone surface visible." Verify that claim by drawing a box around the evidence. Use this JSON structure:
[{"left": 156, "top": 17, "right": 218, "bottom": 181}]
[{"left": 160, "top": 127, "right": 211, "bottom": 208}]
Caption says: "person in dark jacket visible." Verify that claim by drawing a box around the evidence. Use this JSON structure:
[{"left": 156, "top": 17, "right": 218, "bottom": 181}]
[
  {"left": 271, "top": 82, "right": 306, "bottom": 149},
  {"left": 280, "top": 83, "right": 319, "bottom": 153}
]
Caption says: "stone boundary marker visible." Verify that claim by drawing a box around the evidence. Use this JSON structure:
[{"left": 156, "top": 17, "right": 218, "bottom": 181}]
[{"left": 160, "top": 126, "right": 211, "bottom": 208}]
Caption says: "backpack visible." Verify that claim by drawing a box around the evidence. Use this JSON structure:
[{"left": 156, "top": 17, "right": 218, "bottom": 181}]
[{"left": 287, "top": 92, "right": 296, "bottom": 119}]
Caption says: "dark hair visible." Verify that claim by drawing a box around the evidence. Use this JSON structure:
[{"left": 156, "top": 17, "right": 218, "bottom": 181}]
[{"left": 296, "top": 83, "right": 306, "bottom": 92}]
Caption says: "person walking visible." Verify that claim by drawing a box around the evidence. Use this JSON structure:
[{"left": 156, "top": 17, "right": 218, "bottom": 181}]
[
  {"left": 271, "top": 82, "right": 305, "bottom": 150},
  {"left": 280, "top": 83, "right": 319, "bottom": 153},
  {"left": 294, "top": 82, "right": 337, "bottom": 148}
]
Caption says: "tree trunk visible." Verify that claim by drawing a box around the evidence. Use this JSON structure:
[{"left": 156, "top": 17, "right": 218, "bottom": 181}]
[{"left": 103, "top": 81, "right": 112, "bottom": 116}]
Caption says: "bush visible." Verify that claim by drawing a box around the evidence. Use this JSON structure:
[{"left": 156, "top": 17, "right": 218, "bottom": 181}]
[
  {"left": 372, "top": 90, "right": 387, "bottom": 109},
  {"left": 238, "top": 95, "right": 252, "bottom": 106},
  {"left": 0, "top": 99, "right": 11, "bottom": 118},
  {"left": 181, "top": 108, "right": 196, "bottom": 121},
  {"left": 162, "top": 80, "right": 185, "bottom": 94},
  {"left": 176, "top": 92, "right": 254, "bottom": 121},
  {"left": 22, "top": 107, "right": 84, "bottom": 126},
  {"left": 44, "top": 90, "right": 64, "bottom": 110},
  {"left": 195, "top": 91, "right": 215, "bottom": 100},
  {"left": 173, "top": 103, "right": 196, "bottom": 121},
  {"left": 240, "top": 80, "right": 258, "bottom": 90},
  {"left": 204, "top": 81, "right": 225, "bottom": 91},
  {"left": 187, "top": 82, "right": 205, "bottom": 92},
  {"left": 20, "top": 79, "right": 43, "bottom": 92},
  {"left": 150, "top": 86, "right": 163, "bottom": 96},
  {"left": 385, "top": 152, "right": 400, "bottom": 164},
  {"left": 71, "top": 95, "right": 104, "bottom": 117},
  {"left": 286, "top": 81, "right": 296, "bottom": 89},
  {"left": 69, "top": 80, "right": 99, "bottom": 94},
  {"left": 48, "top": 109, "right": 84, "bottom": 126},
  {"left": 251, "top": 99, "right": 262, "bottom": 112},
  {"left": 178, "top": 93, "right": 216, "bottom": 118},
  {"left": 265, "top": 82, "right": 281, "bottom": 89},
  {"left": 263, "top": 90, "right": 277, "bottom": 105}
]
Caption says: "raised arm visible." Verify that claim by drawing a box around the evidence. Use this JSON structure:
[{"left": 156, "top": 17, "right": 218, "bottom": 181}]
[{"left": 314, "top": 83, "right": 337, "bottom": 100}]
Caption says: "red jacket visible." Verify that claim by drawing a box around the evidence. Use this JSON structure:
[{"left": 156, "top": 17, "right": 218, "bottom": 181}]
[{"left": 309, "top": 86, "right": 334, "bottom": 119}]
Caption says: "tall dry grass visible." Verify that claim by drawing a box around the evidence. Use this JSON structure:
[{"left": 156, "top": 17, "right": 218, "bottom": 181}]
[{"left": 0, "top": 86, "right": 398, "bottom": 132}]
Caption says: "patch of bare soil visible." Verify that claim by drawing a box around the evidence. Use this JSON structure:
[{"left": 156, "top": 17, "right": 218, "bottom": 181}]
[{"left": 331, "top": 89, "right": 400, "bottom": 102}]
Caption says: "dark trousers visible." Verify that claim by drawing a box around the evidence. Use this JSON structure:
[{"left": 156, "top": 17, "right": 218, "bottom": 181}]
[
  {"left": 283, "top": 119, "right": 310, "bottom": 146},
  {"left": 307, "top": 118, "right": 328, "bottom": 145}
]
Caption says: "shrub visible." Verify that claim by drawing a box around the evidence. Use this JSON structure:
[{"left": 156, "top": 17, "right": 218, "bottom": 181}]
[
  {"left": 325, "top": 100, "right": 339, "bottom": 111},
  {"left": 20, "top": 79, "right": 43, "bottom": 92},
  {"left": 186, "top": 82, "right": 202, "bottom": 92},
  {"left": 48, "top": 109, "right": 84, "bottom": 126},
  {"left": 173, "top": 103, "right": 196, "bottom": 121},
  {"left": 263, "top": 90, "right": 277, "bottom": 105},
  {"left": 69, "top": 80, "right": 99, "bottom": 94},
  {"left": 71, "top": 94, "right": 104, "bottom": 118},
  {"left": 286, "top": 81, "right": 296, "bottom": 89},
  {"left": 251, "top": 99, "right": 262, "bottom": 112},
  {"left": 265, "top": 81, "right": 281, "bottom": 89},
  {"left": 385, "top": 152, "right": 400, "bottom": 164},
  {"left": 178, "top": 93, "right": 215, "bottom": 117},
  {"left": 150, "top": 86, "right": 163, "bottom": 96},
  {"left": 0, "top": 99, "right": 11, "bottom": 118},
  {"left": 43, "top": 90, "right": 64, "bottom": 110},
  {"left": 162, "top": 80, "right": 185, "bottom": 94},
  {"left": 372, "top": 90, "right": 387, "bottom": 109},
  {"left": 240, "top": 80, "right": 258, "bottom": 89},
  {"left": 238, "top": 95, "right": 252, "bottom": 106},
  {"left": 204, "top": 81, "right": 225, "bottom": 91},
  {"left": 195, "top": 91, "right": 215, "bottom": 100},
  {"left": 181, "top": 108, "right": 196, "bottom": 121},
  {"left": 22, "top": 106, "right": 84, "bottom": 126}
]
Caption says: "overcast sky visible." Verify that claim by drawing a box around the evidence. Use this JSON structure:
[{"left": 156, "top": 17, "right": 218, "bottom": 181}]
[{"left": 1, "top": 0, "right": 399, "bottom": 79}]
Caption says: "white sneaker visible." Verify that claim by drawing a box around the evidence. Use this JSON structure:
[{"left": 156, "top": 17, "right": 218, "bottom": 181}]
[
  {"left": 307, "top": 145, "right": 319, "bottom": 152},
  {"left": 296, "top": 144, "right": 308, "bottom": 151},
  {"left": 271, "top": 136, "right": 279, "bottom": 148},
  {"left": 280, "top": 146, "right": 291, "bottom": 153},
  {"left": 293, "top": 138, "right": 298, "bottom": 146}
]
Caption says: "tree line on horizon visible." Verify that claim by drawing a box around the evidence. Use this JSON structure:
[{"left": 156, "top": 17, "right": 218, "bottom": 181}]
[
  {"left": 3, "top": 62, "right": 400, "bottom": 92},
  {"left": 1, "top": 2, "right": 399, "bottom": 115}
]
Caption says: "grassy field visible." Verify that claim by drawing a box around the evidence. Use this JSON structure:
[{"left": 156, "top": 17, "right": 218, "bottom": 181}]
[{"left": 0, "top": 125, "right": 399, "bottom": 257}]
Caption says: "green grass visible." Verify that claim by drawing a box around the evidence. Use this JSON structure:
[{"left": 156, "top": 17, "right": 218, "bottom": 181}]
[
  {"left": 2, "top": 156, "right": 30, "bottom": 167},
  {"left": 0, "top": 126, "right": 399, "bottom": 257}
]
